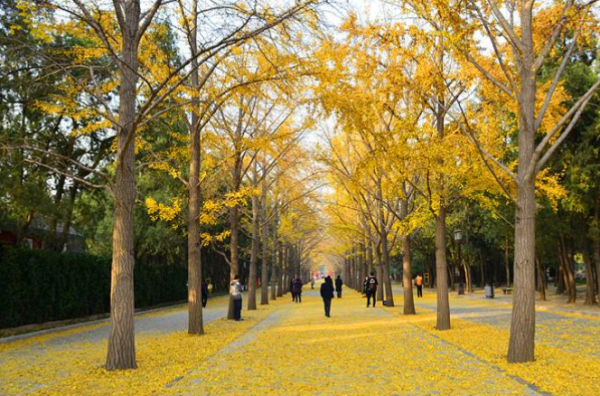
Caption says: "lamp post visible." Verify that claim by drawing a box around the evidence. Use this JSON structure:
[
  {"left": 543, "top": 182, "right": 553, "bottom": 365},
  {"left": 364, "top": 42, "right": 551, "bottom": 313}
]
[{"left": 454, "top": 229, "right": 465, "bottom": 295}]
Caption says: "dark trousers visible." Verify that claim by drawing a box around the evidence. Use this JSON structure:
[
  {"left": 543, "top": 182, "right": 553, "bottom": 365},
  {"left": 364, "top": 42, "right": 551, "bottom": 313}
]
[
  {"left": 416, "top": 285, "right": 423, "bottom": 298},
  {"left": 294, "top": 292, "right": 302, "bottom": 303},
  {"left": 202, "top": 295, "right": 208, "bottom": 308},
  {"left": 323, "top": 298, "right": 332, "bottom": 316},
  {"left": 233, "top": 297, "right": 242, "bottom": 320},
  {"left": 366, "top": 290, "right": 376, "bottom": 307},
  {"left": 336, "top": 290, "right": 342, "bottom": 298}
]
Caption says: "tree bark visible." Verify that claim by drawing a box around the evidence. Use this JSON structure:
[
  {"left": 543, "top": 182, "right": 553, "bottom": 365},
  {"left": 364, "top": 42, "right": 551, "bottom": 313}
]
[
  {"left": 556, "top": 247, "right": 566, "bottom": 294},
  {"left": 536, "top": 257, "right": 546, "bottom": 301},
  {"left": 227, "top": 204, "right": 239, "bottom": 320},
  {"left": 594, "top": 199, "right": 600, "bottom": 304},
  {"left": 402, "top": 235, "right": 416, "bottom": 314},
  {"left": 505, "top": 233, "right": 511, "bottom": 287},
  {"left": 375, "top": 241, "right": 384, "bottom": 302},
  {"left": 260, "top": 185, "right": 269, "bottom": 305},
  {"left": 507, "top": 1, "right": 539, "bottom": 364},
  {"left": 247, "top": 184, "right": 259, "bottom": 310},
  {"left": 581, "top": 230, "right": 596, "bottom": 305},
  {"left": 187, "top": 101, "right": 204, "bottom": 334},
  {"left": 106, "top": 1, "right": 140, "bottom": 369},
  {"left": 381, "top": 234, "right": 394, "bottom": 307},
  {"left": 277, "top": 242, "right": 284, "bottom": 297},
  {"left": 435, "top": 209, "right": 450, "bottom": 330},
  {"left": 187, "top": 8, "right": 204, "bottom": 334},
  {"left": 560, "top": 233, "right": 576, "bottom": 303}
]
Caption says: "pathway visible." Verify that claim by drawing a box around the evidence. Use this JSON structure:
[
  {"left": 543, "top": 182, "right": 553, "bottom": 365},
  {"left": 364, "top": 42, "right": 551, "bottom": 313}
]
[{"left": 1, "top": 289, "right": 599, "bottom": 396}]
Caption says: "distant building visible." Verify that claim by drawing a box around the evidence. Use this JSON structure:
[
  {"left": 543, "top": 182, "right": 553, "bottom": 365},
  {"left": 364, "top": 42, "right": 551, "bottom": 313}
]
[{"left": 0, "top": 217, "right": 85, "bottom": 253}]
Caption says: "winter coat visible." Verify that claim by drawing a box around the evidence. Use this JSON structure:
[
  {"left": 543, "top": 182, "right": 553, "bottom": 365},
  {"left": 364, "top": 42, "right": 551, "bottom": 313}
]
[
  {"left": 292, "top": 280, "right": 303, "bottom": 294},
  {"left": 320, "top": 279, "right": 334, "bottom": 299},
  {"left": 230, "top": 280, "right": 243, "bottom": 300},
  {"left": 366, "top": 276, "right": 378, "bottom": 292},
  {"left": 335, "top": 278, "right": 343, "bottom": 291}
]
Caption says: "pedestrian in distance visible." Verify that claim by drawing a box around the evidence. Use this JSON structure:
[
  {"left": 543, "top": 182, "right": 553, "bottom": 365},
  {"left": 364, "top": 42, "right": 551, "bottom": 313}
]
[
  {"left": 320, "top": 276, "right": 335, "bottom": 317},
  {"left": 366, "top": 272, "right": 378, "bottom": 308},
  {"left": 415, "top": 273, "right": 423, "bottom": 298},
  {"left": 335, "top": 275, "right": 343, "bottom": 298},
  {"left": 311, "top": 277, "right": 315, "bottom": 290},
  {"left": 292, "top": 278, "right": 303, "bottom": 303},
  {"left": 230, "top": 274, "right": 243, "bottom": 321},
  {"left": 201, "top": 280, "right": 209, "bottom": 308},
  {"left": 362, "top": 275, "right": 369, "bottom": 297},
  {"left": 290, "top": 278, "right": 295, "bottom": 302}
]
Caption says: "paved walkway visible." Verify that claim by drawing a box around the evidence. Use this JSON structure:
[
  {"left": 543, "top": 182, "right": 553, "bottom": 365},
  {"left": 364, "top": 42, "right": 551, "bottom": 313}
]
[{"left": 1, "top": 289, "right": 599, "bottom": 395}]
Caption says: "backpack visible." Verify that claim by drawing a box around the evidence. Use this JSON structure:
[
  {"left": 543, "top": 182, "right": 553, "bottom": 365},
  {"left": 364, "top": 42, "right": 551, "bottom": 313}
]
[{"left": 368, "top": 277, "right": 377, "bottom": 291}]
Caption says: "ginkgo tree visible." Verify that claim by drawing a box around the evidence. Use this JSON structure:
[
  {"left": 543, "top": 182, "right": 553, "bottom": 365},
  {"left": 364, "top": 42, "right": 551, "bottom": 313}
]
[
  {"left": 19, "top": 0, "right": 323, "bottom": 370},
  {"left": 397, "top": 0, "right": 600, "bottom": 362}
]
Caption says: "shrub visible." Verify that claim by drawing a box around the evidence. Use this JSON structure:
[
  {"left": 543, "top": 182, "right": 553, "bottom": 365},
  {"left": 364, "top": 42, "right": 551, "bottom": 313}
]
[{"left": 0, "top": 246, "right": 186, "bottom": 329}]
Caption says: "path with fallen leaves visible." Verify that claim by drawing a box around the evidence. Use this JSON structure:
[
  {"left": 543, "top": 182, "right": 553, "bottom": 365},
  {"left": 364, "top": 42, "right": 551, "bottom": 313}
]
[{"left": 1, "top": 289, "right": 599, "bottom": 396}]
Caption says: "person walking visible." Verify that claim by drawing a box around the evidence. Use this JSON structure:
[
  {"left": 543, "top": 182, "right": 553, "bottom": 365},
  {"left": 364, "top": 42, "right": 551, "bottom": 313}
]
[
  {"left": 335, "top": 275, "right": 343, "bottom": 298},
  {"left": 290, "top": 279, "right": 295, "bottom": 301},
  {"left": 320, "top": 276, "right": 335, "bottom": 317},
  {"left": 230, "top": 274, "right": 243, "bottom": 321},
  {"left": 201, "top": 280, "right": 209, "bottom": 308},
  {"left": 311, "top": 277, "right": 315, "bottom": 290},
  {"left": 292, "top": 278, "right": 303, "bottom": 303},
  {"left": 366, "top": 272, "right": 378, "bottom": 308},
  {"left": 415, "top": 273, "right": 423, "bottom": 298}
]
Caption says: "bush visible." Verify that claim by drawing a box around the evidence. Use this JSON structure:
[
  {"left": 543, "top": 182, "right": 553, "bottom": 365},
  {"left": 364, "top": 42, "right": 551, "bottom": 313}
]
[{"left": 0, "top": 246, "right": 186, "bottom": 329}]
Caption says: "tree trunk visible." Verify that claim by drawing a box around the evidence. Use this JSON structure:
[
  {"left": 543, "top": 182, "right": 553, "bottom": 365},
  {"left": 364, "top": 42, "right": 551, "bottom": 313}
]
[
  {"left": 594, "top": 199, "right": 600, "bottom": 304},
  {"left": 247, "top": 186, "right": 259, "bottom": 310},
  {"left": 435, "top": 209, "right": 450, "bottom": 330},
  {"left": 260, "top": 187, "right": 269, "bottom": 305},
  {"left": 556, "top": 249, "right": 566, "bottom": 295},
  {"left": 465, "top": 261, "right": 473, "bottom": 293},
  {"left": 402, "top": 235, "right": 416, "bottom": 314},
  {"left": 186, "top": 13, "right": 204, "bottom": 334},
  {"left": 358, "top": 242, "right": 365, "bottom": 292},
  {"left": 582, "top": 238, "right": 596, "bottom": 305},
  {"left": 536, "top": 257, "right": 546, "bottom": 301},
  {"left": 375, "top": 242, "right": 384, "bottom": 303},
  {"left": 560, "top": 233, "right": 576, "bottom": 303},
  {"left": 227, "top": 204, "right": 240, "bottom": 320},
  {"left": 508, "top": 175, "right": 537, "bottom": 363},
  {"left": 106, "top": 5, "right": 140, "bottom": 369},
  {"left": 382, "top": 235, "right": 394, "bottom": 307},
  {"left": 505, "top": 233, "right": 511, "bottom": 287},
  {"left": 507, "top": 2, "right": 538, "bottom": 363},
  {"left": 271, "top": 265, "right": 278, "bottom": 301},
  {"left": 277, "top": 242, "right": 284, "bottom": 297},
  {"left": 366, "top": 233, "right": 373, "bottom": 275},
  {"left": 187, "top": 105, "right": 204, "bottom": 334}
]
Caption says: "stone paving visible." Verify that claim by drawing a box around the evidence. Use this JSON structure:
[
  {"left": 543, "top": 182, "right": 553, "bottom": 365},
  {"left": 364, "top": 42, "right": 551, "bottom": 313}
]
[{"left": 1, "top": 288, "right": 599, "bottom": 395}]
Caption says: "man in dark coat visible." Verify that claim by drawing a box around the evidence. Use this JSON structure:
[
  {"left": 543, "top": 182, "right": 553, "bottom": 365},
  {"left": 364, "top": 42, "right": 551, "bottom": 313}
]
[
  {"left": 320, "top": 276, "right": 335, "bottom": 317},
  {"left": 335, "top": 275, "right": 343, "bottom": 298},
  {"left": 292, "top": 278, "right": 303, "bottom": 303},
  {"left": 366, "top": 272, "right": 378, "bottom": 308}
]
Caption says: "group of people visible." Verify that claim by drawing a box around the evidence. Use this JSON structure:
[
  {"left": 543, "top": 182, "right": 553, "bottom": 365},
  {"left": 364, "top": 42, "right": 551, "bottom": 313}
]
[
  {"left": 230, "top": 271, "right": 426, "bottom": 321},
  {"left": 320, "top": 271, "right": 425, "bottom": 316}
]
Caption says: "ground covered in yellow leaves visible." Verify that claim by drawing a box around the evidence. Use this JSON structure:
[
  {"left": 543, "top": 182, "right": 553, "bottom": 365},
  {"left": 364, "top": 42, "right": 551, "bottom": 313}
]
[{"left": 1, "top": 290, "right": 599, "bottom": 395}]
